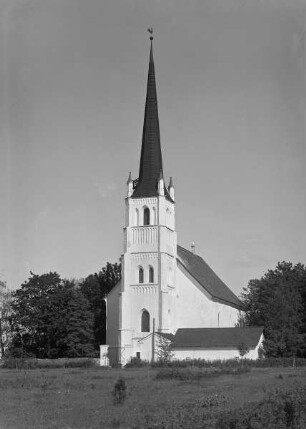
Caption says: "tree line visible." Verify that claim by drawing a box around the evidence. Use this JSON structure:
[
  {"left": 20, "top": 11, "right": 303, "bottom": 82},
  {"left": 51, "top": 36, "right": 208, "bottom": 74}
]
[
  {"left": 1, "top": 260, "right": 305, "bottom": 359},
  {"left": 1, "top": 263, "right": 121, "bottom": 359},
  {"left": 239, "top": 261, "right": 306, "bottom": 358}
]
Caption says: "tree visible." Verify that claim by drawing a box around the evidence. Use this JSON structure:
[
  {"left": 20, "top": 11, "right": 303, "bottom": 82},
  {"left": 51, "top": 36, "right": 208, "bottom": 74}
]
[
  {"left": 10, "top": 273, "right": 95, "bottom": 358},
  {"left": 49, "top": 280, "right": 95, "bottom": 358},
  {"left": 240, "top": 262, "right": 306, "bottom": 358},
  {"left": 11, "top": 272, "right": 62, "bottom": 357},
  {"left": 237, "top": 342, "right": 249, "bottom": 366},
  {"left": 0, "top": 281, "right": 13, "bottom": 357},
  {"left": 80, "top": 262, "right": 121, "bottom": 348},
  {"left": 155, "top": 334, "right": 174, "bottom": 363}
]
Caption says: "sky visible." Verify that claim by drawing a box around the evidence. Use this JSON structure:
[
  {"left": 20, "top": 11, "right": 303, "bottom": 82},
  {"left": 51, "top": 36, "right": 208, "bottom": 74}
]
[{"left": 0, "top": 0, "right": 305, "bottom": 296}]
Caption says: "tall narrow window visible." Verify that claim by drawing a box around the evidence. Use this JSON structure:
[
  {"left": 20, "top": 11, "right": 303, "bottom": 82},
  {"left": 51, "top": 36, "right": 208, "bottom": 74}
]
[
  {"left": 139, "top": 267, "right": 144, "bottom": 283},
  {"left": 149, "top": 266, "right": 154, "bottom": 283},
  {"left": 143, "top": 207, "right": 150, "bottom": 225},
  {"left": 141, "top": 310, "right": 150, "bottom": 332}
]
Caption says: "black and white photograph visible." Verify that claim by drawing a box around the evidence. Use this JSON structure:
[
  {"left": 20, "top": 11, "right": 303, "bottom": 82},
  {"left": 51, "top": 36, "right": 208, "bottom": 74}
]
[{"left": 0, "top": 0, "right": 305, "bottom": 428}]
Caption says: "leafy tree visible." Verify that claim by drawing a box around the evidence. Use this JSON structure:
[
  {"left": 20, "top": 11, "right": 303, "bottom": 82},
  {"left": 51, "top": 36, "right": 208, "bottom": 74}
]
[
  {"left": 156, "top": 334, "right": 174, "bottom": 363},
  {"left": 80, "top": 262, "right": 121, "bottom": 348},
  {"left": 240, "top": 262, "right": 306, "bottom": 358},
  {"left": 237, "top": 342, "right": 249, "bottom": 366},
  {"left": 11, "top": 272, "right": 62, "bottom": 357},
  {"left": 49, "top": 280, "right": 95, "bottom": 358},
  {"left": 0, "top": 281, "right": 13, "bottom": 357},
  {"left": 10, "top": 272, "right": 95, "bottom": 358}
]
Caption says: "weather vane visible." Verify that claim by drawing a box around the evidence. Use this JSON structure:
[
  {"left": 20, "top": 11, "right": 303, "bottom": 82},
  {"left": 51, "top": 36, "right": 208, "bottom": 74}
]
[{"left": 147, "top": 27, "right": 153, "bottom": 40}]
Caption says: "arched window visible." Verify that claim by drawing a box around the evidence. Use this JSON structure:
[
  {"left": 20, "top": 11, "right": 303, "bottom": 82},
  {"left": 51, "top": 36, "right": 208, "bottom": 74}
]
[
  {"left": 139, "top": 267, "right": 144, "bottom": 283},
  {"left": 141, "top": 310, "right": 150, "bottom": 332},
  {"left": 143, "top": 207, "right": 150, "bottom": 225},
  {"left": 149, "top": 266, "right": 154, "bottom": 283}
]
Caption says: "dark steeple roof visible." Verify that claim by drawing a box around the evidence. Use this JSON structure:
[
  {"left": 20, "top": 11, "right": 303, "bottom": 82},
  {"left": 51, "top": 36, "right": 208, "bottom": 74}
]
[{"left": 132, "top": 39, "right": 173, "bottom": 202}]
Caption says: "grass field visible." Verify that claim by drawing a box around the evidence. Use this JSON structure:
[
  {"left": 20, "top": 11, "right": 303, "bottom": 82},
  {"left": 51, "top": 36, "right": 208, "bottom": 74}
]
[{"left": 0, "top": 366, "right": 305, "bottom": 429}]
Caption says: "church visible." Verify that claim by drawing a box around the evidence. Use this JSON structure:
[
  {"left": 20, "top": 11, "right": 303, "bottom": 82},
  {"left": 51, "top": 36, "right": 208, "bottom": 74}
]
[{"left": 104, "top": 36, "right": 263, "bottom": 366}]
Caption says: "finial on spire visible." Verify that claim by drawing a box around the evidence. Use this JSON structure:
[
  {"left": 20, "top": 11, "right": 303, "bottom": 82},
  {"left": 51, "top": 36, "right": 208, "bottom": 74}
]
[
  {"left": 147, "top": 27, "right": 153, "bottom": 40},
  {"left": 126, "top": 172, "right": 132, "bottom": 185},
  {"left": 127, "top": 172, "right": 133, "bottom": 197}
]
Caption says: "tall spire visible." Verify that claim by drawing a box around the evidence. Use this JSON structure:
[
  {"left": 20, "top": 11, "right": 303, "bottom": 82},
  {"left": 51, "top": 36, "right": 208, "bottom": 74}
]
[{"left": 132, "top": 31, "right": 172, "bottom": 201}]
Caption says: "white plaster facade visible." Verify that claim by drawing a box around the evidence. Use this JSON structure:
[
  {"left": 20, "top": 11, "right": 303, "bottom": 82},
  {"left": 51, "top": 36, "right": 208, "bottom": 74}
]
[
  {"left": 174, "top": 263, "right": 238, "bottom": 331},
  {"left": 105, "top": 178, "right": 242, "bottom": 365},
  {"left": 106, "top": 184, "right": 179, "bottom": 365}
]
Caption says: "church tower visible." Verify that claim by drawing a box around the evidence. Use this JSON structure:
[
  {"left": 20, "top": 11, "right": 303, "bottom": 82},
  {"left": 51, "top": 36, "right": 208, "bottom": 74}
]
[
  {"left": 116, "top": 35, "right": 177, "bottom": 362},
  {"left": 105, "top": 34, "right": 243, "bottom": 366}
]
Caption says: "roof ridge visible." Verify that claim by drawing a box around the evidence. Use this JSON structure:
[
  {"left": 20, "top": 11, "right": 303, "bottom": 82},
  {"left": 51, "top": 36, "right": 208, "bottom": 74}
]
[{"left": 177, "top": 244, "right": 243, "bottom": 309}]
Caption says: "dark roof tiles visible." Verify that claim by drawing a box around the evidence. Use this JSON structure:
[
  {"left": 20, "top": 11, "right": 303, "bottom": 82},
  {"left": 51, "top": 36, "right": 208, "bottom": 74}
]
[
  {"left": 132, "top": 41, "right": 173, "bottom": 203},
  {"left": 157, "top": 332, "right": 175, "bottom": 341},
  {"left": 177, "top": 245, "right": 242, "bottom": 309},
  {"left": 172, "top": 327, "right": 264, "bottom": 348}
]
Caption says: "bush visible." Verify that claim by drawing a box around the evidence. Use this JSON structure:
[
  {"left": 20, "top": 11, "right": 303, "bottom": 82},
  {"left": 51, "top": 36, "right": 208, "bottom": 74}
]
[
  {"left": 154, "top": 366, "right": 250, "bottom": 381},
  {"left": 125, "top": 357, "right": 149, "bottom": 368},
  {"left": 151, "top": 357, "right": 306, "bottom": 369},
  {"left": 112, "top": 377, "right": 127, "bottom": 405},
  {"left": 216, "top": 387, "right": 306, "bottom": 429},
  {"left": 1, "top": 357, "right": 99, "bottom": 370},
  {"left": 155, "top": 367, "right": 207, "bottom": 381},
  {"left": 64, "top": 358, "right": 99, "bottom": 368}
]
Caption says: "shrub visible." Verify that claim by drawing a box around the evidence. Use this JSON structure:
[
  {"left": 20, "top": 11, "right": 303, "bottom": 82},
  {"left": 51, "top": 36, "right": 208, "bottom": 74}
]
[
  {"left": 197, "top": 393, "right": 229, "bottom": 408},
  {"left": 125, "top": 357, "right": 149, "bottom": 368},
  {"left": 64, "top": 358, "right": 98, "bottom": 368},
  {"left": 155, "top": 367, "right": 206, "bottom": 381},
  {"left": 216, "top": 386, "right": 306, "bottom": 429},
  {"left": 151, "top": 357, "right": 306, "bottom": 369},
  {"left": 1, "top": 358, "right": 38, "bottom": 370},
  {"left": 1, "top": 357, "right": 99, "bottom": 370},
  {"left": 112, "top": 377, "right": 127, "bottom": 405},
  {"left": 154, "top": 366, "right": 250, "bottom": 381}
]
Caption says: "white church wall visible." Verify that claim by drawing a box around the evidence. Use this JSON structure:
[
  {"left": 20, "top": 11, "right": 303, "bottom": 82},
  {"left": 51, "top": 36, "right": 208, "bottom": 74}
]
[
  {"left": 172, "top": 347, "right": 252, "bottom": 361},
  {"left": 126, "top": 197, "right": 158, "bottom": 227},
  {"left": 134, "top": 334, "right": 153, "bottom": 362},
  {"left": 105, "top": 281, "right": 121, "bottom": 347},
  {"left": 129, "top": 253, "right": 159, "bottom": 285},
  {"left": 129, "top": 285, "right": 160, "bottom": 337},
  {"left": 134, "top": 333, "right": 171, "bottom": 363},
  {"left": 175, "top": 264, "right": 239, "bottom": 330}
]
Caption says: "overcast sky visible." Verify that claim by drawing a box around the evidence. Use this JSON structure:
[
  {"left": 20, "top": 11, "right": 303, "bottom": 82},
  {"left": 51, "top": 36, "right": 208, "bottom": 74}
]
[{"left": 1, "top": 0, "right": 305, "bottom": 295}]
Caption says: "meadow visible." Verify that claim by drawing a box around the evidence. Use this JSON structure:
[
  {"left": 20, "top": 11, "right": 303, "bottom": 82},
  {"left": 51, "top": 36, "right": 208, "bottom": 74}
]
[{"left": 0, "top": 365, "right": 305, "bottom": 429}]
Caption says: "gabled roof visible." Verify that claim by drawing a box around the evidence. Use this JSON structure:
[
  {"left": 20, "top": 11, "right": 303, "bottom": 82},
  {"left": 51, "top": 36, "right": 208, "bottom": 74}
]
[
  {"left": 177, "top": 245, "right": 242, "bottom": 309},
  {"left": 172, "top": 327, "right": 264, "bottom": 348},
  {"left": 158, "top": 332, "right": 175, "bottom": 341},
  {"left": 132, "top": 39, "right": 173, "bottom": 202},
  {"left": 137, "top": 331, "right": 175, "bottom": 344}
]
